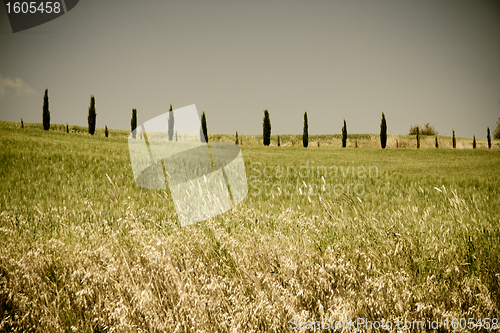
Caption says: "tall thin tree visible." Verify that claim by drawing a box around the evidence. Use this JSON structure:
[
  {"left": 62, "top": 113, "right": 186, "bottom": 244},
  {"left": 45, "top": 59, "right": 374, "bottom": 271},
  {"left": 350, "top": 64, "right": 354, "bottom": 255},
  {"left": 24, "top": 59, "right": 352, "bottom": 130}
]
[
  {"left": 21, "top": 118, "right": 23, "bottom": 128},
  {"left": 168, "top": 104, "right": 174, "bottom": 141},
  {"left": 235, "top": 131, "right": 238, "bottom": 145},
  {"left": 303, "top": 112, "right": 309, "bottom": 148},
  {"left": 380, "top": 113, "right": 387, "bottom": 149},
  {"left": 105, "top": 125, "right": 109, "bottom": 138},
  {"left": 473, "top": 135, "right": 476, "bottom": 149},
  {"left": 88, "top": 95, "right": 96, "bottom": 135},
  {"left": 487, "top": 127, "right": 491, "bottom": 148},
  {"left": 435, "top": 136, "right": 438, "bottom": 148},
  {"left": 452, "top": 130, "right": 456, "bottom": 148},
  {"left": 131, "top": 109, "right": 137, "bottom": 139},
  {"left": 263, "top": 110, "right": 271, "bottom": 146},
  {"left": 278, "top": 135, "right": 280, "bottom": 147},
  {"left": 416, "top": 126, "right": 420, "bottom": 148},
  {"left": 201, "top": 112, "right": 208, "bottom": 142},
  {"left": 342, "top": 119, "right": 347, "bottom": 148},
  {"left": 42, "top": 88, "right": 50, "bottom": 130}
]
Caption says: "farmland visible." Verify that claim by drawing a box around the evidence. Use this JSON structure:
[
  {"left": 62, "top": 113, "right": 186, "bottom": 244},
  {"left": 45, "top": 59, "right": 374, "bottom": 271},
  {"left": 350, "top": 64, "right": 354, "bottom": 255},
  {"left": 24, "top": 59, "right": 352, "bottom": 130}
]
[{"left": 1, "top": 120, "right": 499, "bottom": 332}]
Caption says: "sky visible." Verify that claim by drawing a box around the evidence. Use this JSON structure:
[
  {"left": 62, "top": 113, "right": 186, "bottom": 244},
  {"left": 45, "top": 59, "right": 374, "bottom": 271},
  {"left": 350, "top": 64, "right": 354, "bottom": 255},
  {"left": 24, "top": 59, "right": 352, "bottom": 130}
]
[{"left": 0, "top": 0, "right": 499, "bottom": 137}]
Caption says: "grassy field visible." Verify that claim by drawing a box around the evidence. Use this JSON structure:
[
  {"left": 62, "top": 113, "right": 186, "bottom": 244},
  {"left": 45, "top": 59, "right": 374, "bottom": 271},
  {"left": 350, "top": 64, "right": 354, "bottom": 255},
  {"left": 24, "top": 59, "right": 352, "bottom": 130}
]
[{"left": 1, "top": 120, "right": 499, "bottom": 332}]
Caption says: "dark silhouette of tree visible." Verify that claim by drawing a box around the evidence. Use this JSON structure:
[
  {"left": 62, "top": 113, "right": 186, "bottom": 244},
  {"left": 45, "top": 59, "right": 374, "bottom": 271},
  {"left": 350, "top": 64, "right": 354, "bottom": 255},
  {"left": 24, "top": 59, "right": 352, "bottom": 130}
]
[
  {"left": 42, "top": 89, "right": 50, "bottom": 130},
  {"left": 105, "top": 125, "right": 109, "bottom": 138},
  {"left": 88, "top": 95, "right": 96, "bottom": 135},
  {"left": 201, "top": 112, "right": 208, "bottom": 142},
  {"left": 342, "top": 119, "right": 347, "bottom": 148},
  {"left": 487, "top": 127, "right": 491, "bottom": 148},
  {"left": 131, "top": 109, "right": 137, "bottom": 139},
  {"left": 473, "top": 135, "right": 476, "bottom": 149},
  {"left": 452, "top": 130, "right": 456, "bottom": 148},
  {"left": 416, "top": 126, "right": 420, "bottom": 148},
  {"left": 380, "top": 113, "right": 387, "bottom": 149},
  {"left": 263, "top": 110, "right": 271, "bottom": 146},
  {"left": 303, "top": 112, "right": 309, "bottom": 148}
]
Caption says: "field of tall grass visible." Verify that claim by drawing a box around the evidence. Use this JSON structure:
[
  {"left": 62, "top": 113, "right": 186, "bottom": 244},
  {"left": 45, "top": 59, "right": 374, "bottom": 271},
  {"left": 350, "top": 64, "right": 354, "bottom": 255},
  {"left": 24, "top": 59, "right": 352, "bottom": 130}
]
[{"left": 1, "top": 120, "right": 499, "bottom": 332}]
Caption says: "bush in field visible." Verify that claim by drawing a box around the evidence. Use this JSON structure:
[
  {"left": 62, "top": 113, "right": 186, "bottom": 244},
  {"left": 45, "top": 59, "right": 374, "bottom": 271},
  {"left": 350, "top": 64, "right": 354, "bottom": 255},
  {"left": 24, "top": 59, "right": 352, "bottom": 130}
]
[
  {"left": 168, "top": 104, "right": 174, "bottom": 141},
  {"left": 42, "top": 89, "right": 50, "bottom": 130},
  {"left": 409, "top": 123, "right": 437, "bottom": 135},
  {"left": 342, "top": 119, "right": 347, "bottom": 148},
  {"left": 105, "top": 125, "right": 109, "bottom": 138},
  {"left": 494, "top": 118, "right": 500, "bottom": 140},
  {"left": 380, "top": 113, "right": 387, "bottom": 149},
  {"left": 452, "top": 130, "right": 456, "bottom": 148},
  {"left": 263, "top": 110, "right": 271, "bottom": 146},
  {"left": 487, "top": 127, "right": 491, "bottom": 148},
  {"left": 131, "top": 109, "right": 137, "bottom": 139},
  {"left": 435, "top": 136, "right": 438, "bottom": 148},
  {"left": 201, "top": 112, "right": 208, "bottom": 143},
  {"left": 88, "top": 95, "right": 96, "bottom": 135},
  {"left": 303, "top": 112, "right": 308, "bottom": 148},
  {"left": 416, "top": 126, "right": 420, "bottom": 148}
]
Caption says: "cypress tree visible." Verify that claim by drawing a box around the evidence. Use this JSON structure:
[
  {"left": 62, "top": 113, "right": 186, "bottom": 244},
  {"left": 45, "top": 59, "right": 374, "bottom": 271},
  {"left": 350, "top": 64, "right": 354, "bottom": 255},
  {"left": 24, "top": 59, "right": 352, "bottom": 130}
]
[
  {"left": 473, "top": 135, "right": 476, "bottom": 149},
  {"left": 263, "top": 110, "right": 271, "bottom": 146},
  {"left": 342, "top": 119, "right": 347, "bottom": 148},
  {"left": 380, "top": 113, "right": 387, "bottom": 149},
  {"left": 88, "top": 95, "right": 96, "bottom": 135},
  {"left": 435, "top": 136, "right": 438, "bottom": 148},
  {"left": 201, "top": 112, "right": 208, "bottom": 142},
  {"left": 487, "top": 127, "right": 491, "bottom": 148},
  {"left": 42, "top": 88, "right": 50, "bottom": 130},
  {"left": 303, "top": 112, "right": 308, "bottom": 148},
  {"left": 235, "top": 131, "right": 239, "bottom": 145},
  {"left": 452, "top": 130, "right": 456, "bottom": 148},
  {"left": 278, "top": 135, "right": 281, "bottom": 147},
  {"left": 168, "top": 104, "right": 174, "bottom": 141},
  {"left": 21, "top": 118, "right": 23, "bottom": 128},
  {"left": 105, "top": 125, "right": 109, "bottom": 137},
  {"left": 66, "top": 123, "right": 69, "bottom": 133},
  {"left": 131, "top": 109, "right": 137, "bottom": 139},
  {"left": 416, "top": 126, "right": 420, "bottom": 148}
]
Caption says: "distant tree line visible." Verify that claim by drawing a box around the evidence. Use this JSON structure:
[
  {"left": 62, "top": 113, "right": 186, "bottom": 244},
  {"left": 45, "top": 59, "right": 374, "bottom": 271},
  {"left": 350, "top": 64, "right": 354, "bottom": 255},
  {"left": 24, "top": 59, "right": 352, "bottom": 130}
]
[{"left": 34, "top": 89, "right": 500, "bottom": 149}]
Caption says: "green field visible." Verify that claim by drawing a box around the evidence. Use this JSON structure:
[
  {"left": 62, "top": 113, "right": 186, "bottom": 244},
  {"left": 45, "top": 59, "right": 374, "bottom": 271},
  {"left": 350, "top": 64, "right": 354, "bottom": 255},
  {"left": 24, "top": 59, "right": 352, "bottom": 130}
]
[{"left": 1, "top": 120, "right": 500, "bottom": 332}]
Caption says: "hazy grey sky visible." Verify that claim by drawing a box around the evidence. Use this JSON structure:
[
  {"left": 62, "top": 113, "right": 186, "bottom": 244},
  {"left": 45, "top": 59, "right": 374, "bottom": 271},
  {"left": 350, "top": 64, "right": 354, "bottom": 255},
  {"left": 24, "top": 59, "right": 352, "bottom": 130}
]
[{"left": 1, "top": 0, "right": 499, "bottom": 137}]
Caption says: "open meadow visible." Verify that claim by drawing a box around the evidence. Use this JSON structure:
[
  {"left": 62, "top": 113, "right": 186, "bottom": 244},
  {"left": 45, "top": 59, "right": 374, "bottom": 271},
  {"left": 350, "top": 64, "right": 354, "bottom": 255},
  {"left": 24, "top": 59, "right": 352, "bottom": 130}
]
[{"left": 1, "top": 120, "right": 500, "bottom": 332}]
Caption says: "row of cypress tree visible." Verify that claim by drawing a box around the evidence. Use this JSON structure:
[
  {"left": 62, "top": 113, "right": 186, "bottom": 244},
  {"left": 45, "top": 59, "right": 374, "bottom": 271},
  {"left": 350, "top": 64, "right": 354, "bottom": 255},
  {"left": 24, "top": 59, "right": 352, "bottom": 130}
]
[
  {"left": 262, "top": 111, "right": 389, "bottom": 148},
  {"left": 262, "top": 111, "right": 494, "bottom": 149},
  {"left": 42, "top": 89, "right": 100, "bottom": 136},
  {"left": 38, "top": 89, "right": 498, "bottom": 148}
]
